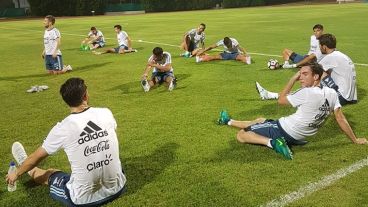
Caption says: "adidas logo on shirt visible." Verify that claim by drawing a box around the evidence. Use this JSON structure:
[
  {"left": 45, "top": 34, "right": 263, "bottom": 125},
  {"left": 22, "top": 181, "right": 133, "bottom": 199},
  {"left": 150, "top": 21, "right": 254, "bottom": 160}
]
[{"left": 78, "top": 121, "right": 108, "bottom": 145}]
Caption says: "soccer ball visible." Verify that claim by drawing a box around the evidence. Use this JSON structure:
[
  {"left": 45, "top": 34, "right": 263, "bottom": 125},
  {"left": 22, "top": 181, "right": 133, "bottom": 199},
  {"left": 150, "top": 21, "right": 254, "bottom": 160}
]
[{"left": 267, "top": 59, "right": 279, "bottom": 70}]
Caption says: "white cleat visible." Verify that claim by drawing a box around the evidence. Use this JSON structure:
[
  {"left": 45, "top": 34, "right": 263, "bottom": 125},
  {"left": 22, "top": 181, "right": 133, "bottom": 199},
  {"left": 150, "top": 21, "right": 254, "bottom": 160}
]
[
  {"left": 12, "top": 142, "right": 28, "bottom": 165},
  {"left": 255, "top": 82, "right": 278, "bottom": 100},
  {"left": 64, "top": 65, "right": 73, "bottom": 71},
  {"left": 245, "top": 56, "right": 251, "bottom": 65},
  {"left": 141, "top": 80, "right": 150, "bottom": 92},
  {"left": 26, "top": 86, "right": 39, "bottom": 93},
  {"left": 39, "top": 85, "right": 49, "bottom": 90},
  {"left": 195, "top": 56, "right": 202, "bottom": 63},
  {"left": 168, "top": 78, "right": 176, "bottom": 91}
]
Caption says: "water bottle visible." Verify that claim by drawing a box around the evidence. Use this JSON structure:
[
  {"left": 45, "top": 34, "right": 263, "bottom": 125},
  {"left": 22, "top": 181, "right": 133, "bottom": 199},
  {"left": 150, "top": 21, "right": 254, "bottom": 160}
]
[{"left": 7, "top": 161, "right": 17, "bottom": 192}]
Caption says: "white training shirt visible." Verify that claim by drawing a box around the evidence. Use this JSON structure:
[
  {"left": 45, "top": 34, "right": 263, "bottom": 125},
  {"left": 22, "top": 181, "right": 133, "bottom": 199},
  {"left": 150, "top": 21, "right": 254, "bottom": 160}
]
[
  {"left": 117, "top": 31, "right": 129, "bottom": 47},
  {"left": 88, "top": 30, "right": 105, "bottom": 43},
  {"left": 42, "top": 107, "right": 126, "bottom": 205},
  {"left": 279, "top": 87, "right": 341, "bottom": 140},
  {"left": 187, "top": 28, "right": 205, "bottom": 47},
  {"left": 319, "top": 50, "right": 357, "bottom": 101},
  {"left": 44, "top": 28, "right": 62, "bottom": 55},
  {"left": 148, "top": 51, "right": 173, "bottom": 73},
  {"left": 216, "top": 38, "right": 240, "bottom": 53},
  {"left": 308, "top": 35, "right": 324, "bottom": 62}
]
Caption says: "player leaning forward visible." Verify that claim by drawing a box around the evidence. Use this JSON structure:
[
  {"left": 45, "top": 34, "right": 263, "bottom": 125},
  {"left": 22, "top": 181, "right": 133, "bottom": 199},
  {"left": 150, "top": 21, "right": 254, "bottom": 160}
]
[
  {"left": 218, "top": 63, "right": 367, "bottom": 160},
  {"left": 6, "top": 78, "right": 126, "bottom": 206},
  {"left": 42, "top": 15, "right": 72, "bottom": 74}
]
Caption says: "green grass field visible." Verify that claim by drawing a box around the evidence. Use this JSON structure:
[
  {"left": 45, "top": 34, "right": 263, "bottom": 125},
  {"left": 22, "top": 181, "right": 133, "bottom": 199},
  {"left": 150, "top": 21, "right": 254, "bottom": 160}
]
[{"left": 1, "top": 3, "right": 368, "bottom": 206}]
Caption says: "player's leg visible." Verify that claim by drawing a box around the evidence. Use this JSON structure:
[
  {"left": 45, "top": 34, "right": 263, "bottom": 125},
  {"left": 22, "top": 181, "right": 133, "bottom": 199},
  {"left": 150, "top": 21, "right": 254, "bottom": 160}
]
[
  {"left": 282, "top": 48, "right": 293, "bottom": 62},
  {"left": 235, "top": 54, "right": 252, "bottom": 64},
  {"left": 199, "top": 54, "right": 222, "bottom": 62}
]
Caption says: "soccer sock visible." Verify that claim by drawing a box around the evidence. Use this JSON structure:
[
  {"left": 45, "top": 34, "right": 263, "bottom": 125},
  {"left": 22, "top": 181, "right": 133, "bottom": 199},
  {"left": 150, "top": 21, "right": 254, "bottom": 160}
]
[
  {"left": 284, "top": 61, "right": 289, "bottom": 65},
  {"left": 267, "top": 91, "right": 279, "bottom": 99},
  {"left": 227, "top": 119, "right": 233, "bottom": 126},
  {"left": 267, "top": 139, "right": 273, "bottom": 148}
]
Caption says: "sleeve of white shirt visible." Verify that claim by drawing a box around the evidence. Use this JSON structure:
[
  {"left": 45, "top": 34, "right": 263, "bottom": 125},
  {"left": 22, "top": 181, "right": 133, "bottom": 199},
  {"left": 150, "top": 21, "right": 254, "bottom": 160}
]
[
  {"left": 308, "top": 35, "right": 317, "bottom": 55},
  {"left": 88, "top": 31, "right": 93, "bottom": 37},
  {"left": 106, "top": 108, "right": 117, "bottom": 130},
  {"left": 54, "top": 29, "right": 61, "bottom": 39},
  {"left": 232, "top": 39, "right": 239, "bottom": 47},
  {"left": 216, "top": 40, "right": 223, "bottom": 47},
  {"left": 332, "top": 90, "right": 342, "bottom": 110},
  {"left": 41, "top": 122, "right": 68, "bottom": 155},
  {"left": 122, "top": 31, "right": 128, "bottom": 38},
  {"left": 286, "top": 88, "right": 308, "bottom": 107},
  {"left": 164, "top": 53, "right": 172, "bottom": 65},
  {"left": 319, "top": 56, "right": 337, "bottom": 72}
]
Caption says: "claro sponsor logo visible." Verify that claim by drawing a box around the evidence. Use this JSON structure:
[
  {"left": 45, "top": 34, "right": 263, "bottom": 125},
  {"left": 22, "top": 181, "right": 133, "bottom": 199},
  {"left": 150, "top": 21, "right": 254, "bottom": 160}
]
[
  {"left": 86, "top": 154, "right": 113, "bottom": 172},
  {"left": 84, "top": 140, "right": 110, "bottom": 156}
]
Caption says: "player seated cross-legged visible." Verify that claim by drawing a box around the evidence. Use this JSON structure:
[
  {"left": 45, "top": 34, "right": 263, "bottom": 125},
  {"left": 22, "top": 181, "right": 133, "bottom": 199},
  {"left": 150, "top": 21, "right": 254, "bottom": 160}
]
[
  {"left": 218, "top": 63, "right": 367, "bottom": 160},
  {"left": 281, "top": 24, "right": 324, "bottom": 69},
  {"left": 93, "top": 25, "right": 137, "bottom": 55},
  {"left": 81, "top": 26, "right": 105, "bottom": 51},
  {"left": 195, "top": 37, "right": 251, "bottom": 64},
  {"left": 180, "top": 23, "right": 206, "bottom": 57},
  {"left": 141, "top": 47, "right": 176, "bottom": 92}
]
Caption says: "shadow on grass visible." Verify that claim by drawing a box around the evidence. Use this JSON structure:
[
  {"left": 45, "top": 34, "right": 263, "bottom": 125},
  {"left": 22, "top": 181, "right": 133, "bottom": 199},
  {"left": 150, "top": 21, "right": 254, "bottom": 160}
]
[
  {"left": 109, "top": 73, "right": 191, "bottom": 94},
  {"left": 123, "top": 142, "right": 179, "bottom": 195}
]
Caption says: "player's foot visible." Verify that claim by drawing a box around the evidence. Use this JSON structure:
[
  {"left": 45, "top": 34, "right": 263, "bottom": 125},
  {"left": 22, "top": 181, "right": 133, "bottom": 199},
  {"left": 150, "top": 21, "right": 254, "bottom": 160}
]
[
  {"left": 168, "top": 78, "right": 177, "bottom": 91},
  {"left": 245, "top": 56, "right": 251, "bottom": 65},
  {"left": 255, "top": 82, "right": 269, "bottom": 100},
  {"left": 92, "top": 51, "right": 102, "bottom": 55},
  {"left": 195, "top": 56, "right": 202, "bottom": 63},
  {"left": 12, "top": 142, "right": 28, "bottom": 165},
  {"left": 141, "top": 79, "right": 150, "bottom": 92},
  {"left": 26, "top": 86, "right": 39, "bottom": 93},
  {"left": 218, "top": 110, "right": 231, "bottom": 125},
  {"left": 133, "top": 49, "right": 138, "bottom": 53},
  {"left": 64, "top": 65, "right": 73, "bottom": 72},
  {"left": 282, "top": 62, "right": 296, "bottom": 69},
  {"left": 38, "top": 85, "right": 49, "bottom": 90},
  {"left": 271, "top": 137, "right": 293, "bottom": 160}
]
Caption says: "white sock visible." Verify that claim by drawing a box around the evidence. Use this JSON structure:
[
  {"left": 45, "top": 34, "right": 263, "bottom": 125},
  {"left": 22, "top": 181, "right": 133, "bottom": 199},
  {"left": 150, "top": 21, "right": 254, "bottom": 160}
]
[
  {"left": 227, "top": 119, "right": 233, "bottom": 126},
  {"left": 284, "top": 61, "right": 289, "bottom": 65},
  {"left": 267, "top": 139, "right": 273, "bottom": 148},
  {"left": 267, "top": 91, "right": 279, "bottom": 99}
]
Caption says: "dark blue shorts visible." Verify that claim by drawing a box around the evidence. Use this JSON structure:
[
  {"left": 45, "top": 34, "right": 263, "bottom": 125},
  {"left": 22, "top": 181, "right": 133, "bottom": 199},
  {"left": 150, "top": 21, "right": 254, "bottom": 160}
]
[
  {"left": 45, "top": 55, "right": 63, "bottom": 70},
  {"left": 244, "top": 120, "right": 306, "bottom": 146},
  {"left": 114, "top": 45, "right": 129, "bottom": 53},
  {"left": 93, "top": 41, "right": 105, "bottom": 48},
  {"left": 152, "top": 71, "right": 174, "bottom": 84},
  {"left": 320, "top": 76, "right": 357, "bottom": 105},
  {"left": 220, "top": 52, "right": 239, "bottom": 60},
  {"left": 289, "top": 52, "right": 308, "bottom": 64},
  {"left": 48, "top": 171, "right": 126, "bottom": 207}
]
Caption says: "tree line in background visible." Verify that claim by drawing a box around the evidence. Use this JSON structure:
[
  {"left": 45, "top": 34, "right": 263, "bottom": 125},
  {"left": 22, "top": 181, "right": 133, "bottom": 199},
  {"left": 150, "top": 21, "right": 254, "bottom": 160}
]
[{"left": 21, "top": 0, "right": 304, "bottom": 16}]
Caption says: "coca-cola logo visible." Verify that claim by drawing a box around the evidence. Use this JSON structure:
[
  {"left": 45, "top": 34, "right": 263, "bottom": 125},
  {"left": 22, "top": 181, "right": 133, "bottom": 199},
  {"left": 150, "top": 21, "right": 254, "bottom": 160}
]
[{"left": 84, "top": 140, "right": 110, "bottom": 157}]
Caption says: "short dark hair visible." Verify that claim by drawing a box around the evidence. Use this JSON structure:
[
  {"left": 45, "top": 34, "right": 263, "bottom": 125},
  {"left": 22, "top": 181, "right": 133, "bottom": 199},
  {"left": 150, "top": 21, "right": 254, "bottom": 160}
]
[
  {"left": 114, "top": 25, "right": 122, "bottom": 30},
  {"left": 153, "top": 47, "right": 163, "bottom": 56},
  {"left": 307, "top": 62, "right": 324, "bottom": 80},
  {"left": 223, "top": 37, "right": 231, "bottom": 47},
  {"left": 45, "top": 15, "right": 55, "bottom": 25},
  {"left": 200, "top": 23, "right": 206, "bottom": 29},
  {"left": 313, "top": 24, "right": 323, "bottom": 30},
  {"left": 90, "top": 26, "right": 96, "bottom": 31},
  {"left": 60, "top": 78, "right": 87, "bottom": 107},
  {"left": 318, "top": 33, "right": 336, "bottom": 49}
]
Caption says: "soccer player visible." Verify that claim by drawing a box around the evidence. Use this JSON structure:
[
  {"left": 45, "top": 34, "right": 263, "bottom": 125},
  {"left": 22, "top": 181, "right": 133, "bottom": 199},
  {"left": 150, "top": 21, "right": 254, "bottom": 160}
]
[
  {"left": 195, "top": 37, "right": 251, "bottom": 64},
  {"left": 141, "top": 47, "right": 176, "bottom": 92},
  {"left": 180, "top": 23, "right": 206, "bottom": 57},
  {"left": 81, "top": 26, "right": 105, "bottom": 50},
  {"left": 42, "top": 15, "right": 72, "bottom": 74},
  {"left": 218, "top": 63, "right": 367, "bottom": 160},
  {"left": 282, "top": 24, "right": 324, "bottom": 69},
  {"left": 93, "top": 25, "right": 137, "bottom": 55},
  {"left": 256, "top": 34, "right": 357, "bottom": 105},
  {"left": 6, "top": 78, "right": 126, "bottom": 206}
]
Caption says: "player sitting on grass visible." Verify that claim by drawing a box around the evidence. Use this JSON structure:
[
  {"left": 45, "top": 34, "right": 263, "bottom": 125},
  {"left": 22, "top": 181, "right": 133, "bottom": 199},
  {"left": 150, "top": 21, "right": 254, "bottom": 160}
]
[
  {"left": 141, "top": 47, "right": 176, "bottom": 92},
  {"left": 81, "top": 26, "right": 105, "bottom": 51},
  {"left": 256, "top": 34, "right": 357, "bottom": 106},
  {"left": 196, "top": 37, "right": 251, "bottom": 64},
  {"left": 93, "top": 25, "right": 137, "bottom": 55},
  {"left": 281, "top": 24, "right": 324, "bottom": 69},
  {"left": 180, "top": 23, "right": 206, "bottom": 57},
  {"left": 42, "top": 15, "right": 72, "bottom": 74},
  {"left": 6, "top": 78, "right": 127, "bottom": 206},
  {"left": 218, "top": 63, "right": 367, "bottom": 160}
]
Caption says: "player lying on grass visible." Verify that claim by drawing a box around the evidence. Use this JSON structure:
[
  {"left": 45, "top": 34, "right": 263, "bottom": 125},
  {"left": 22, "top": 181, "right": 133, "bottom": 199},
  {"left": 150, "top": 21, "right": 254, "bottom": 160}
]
[
  {"left": 93, "top": 25, "right": 137, "bottom": 55},
  {"left": 180, "top": 23, "right": 206, "bottom": 57},
  {"left": 6, "top": 78, "right": 126, "bottom": 206},
  {"left": 281, "top": 24, "right": 324, "bottom": 69},
  {"left": 42, "top": 15, "right": 72, "bottom": 74},
  {"left": 256, "top": 34, "right": 357, "bottom": 106},
  {"left": 218, "top": 63, "right": 367, "bottom": 160},
  {"left": 195, "top": 37, "right": 251, "bottom": 64},
  {"left": 80, "top": 26, "right": 105, "bottom": 50},
  {"left": 141, "top": 47, "right": 176, "bottom": 92}
]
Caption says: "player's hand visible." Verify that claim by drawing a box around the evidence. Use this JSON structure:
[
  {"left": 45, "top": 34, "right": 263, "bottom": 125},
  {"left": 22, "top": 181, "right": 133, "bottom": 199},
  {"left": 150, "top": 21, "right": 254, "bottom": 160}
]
[
  {"left": 148, "top": 61, "right": 156, "bottom": 67},
  {"left": 354, "top": 138, "right": 368, "bottom": 145},
  {"left": 142, "top": 74, "right": 148, "bottom": 80},
  {"left": 6, "top": 171, "right": 18, "bottom": 186},
  {"left": 291, "top": 71, "right": 301, "bottom": 82},
  {"left": 52, "top": 53, "right": 57, "bottom": 59}
]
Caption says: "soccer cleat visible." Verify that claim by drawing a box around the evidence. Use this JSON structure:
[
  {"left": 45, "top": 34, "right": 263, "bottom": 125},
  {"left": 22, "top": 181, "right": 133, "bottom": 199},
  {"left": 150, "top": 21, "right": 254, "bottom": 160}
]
[
  {"left": 26, "top": 86, "right": 39, "bottom": 93},
  {"left": 168, "top": 78, "right": 177, "bottom": 91},
  {"left": 282, "top": 62, "right": 297, "bottom": 69},
  {"left": 141, "top": 79, "right": 150, "bottom": 92},
  {"left": 12, "top": 142, "right": 28, "bottom": 165},
  {"left": 218, "top": 110, "right": 231, "bottom": 125},
  {"left": 271, "top": 137, "right": 293, "bottom": 160},
  {"left": 64, "top": 65, "right": 73, "bottom": 72},
  {"left": 195, "top": 56, "right": 202, "bottom": 63},
  {"left": 255, "top": 82, "right": 269, "bottom": 100},
  {"left": 38, "top": 85, "right": 49, "bottom": 90},
  {"left": 245, "top": 56, "right": 251, "bottom": 65}
]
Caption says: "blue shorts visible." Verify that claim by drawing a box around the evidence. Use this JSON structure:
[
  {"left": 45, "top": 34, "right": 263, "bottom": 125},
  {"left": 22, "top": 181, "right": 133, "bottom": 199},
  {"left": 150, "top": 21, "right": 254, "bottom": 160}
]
[
  {"left": 48, "top": 171, "right": 126, "bottom": 207},
  {"left": 321, "top": 76, "right": 357, "bottom": 105},
  {"left": 93, "top": 41, "right": 105, "bottom": 48},
  {"left": 220, "top": 52, "right": 239, "bottom": 60},
  {"left": 114, "top": 45, "right": 129, "bottom": 53},
  {"left": 244, "top": 120, "right": 307, "bottom": 146},
  {"left": 45, "top": 55, "right": 63, "bottom": 70},
  {"left": 152, "top": 71, "right": 174, "bottom": 84},
  {"left": 289, "top": 52, "right": 308, "bottom": 64}
]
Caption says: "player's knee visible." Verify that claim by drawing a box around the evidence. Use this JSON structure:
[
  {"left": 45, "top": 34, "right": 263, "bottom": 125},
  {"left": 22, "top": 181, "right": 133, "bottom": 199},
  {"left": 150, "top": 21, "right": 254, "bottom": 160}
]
[{"left": 236, "top": 130, "right": 247, "bottom": 143}]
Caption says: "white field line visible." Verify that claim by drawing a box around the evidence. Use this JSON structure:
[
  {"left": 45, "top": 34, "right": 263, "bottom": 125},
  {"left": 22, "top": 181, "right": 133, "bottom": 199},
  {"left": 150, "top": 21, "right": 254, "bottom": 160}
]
[
  {"left": 261, "top": 156, "right": 368, "bottom": 207},
  {"left": 1, "top": 26, "right": 367, "bottom": 66}
]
